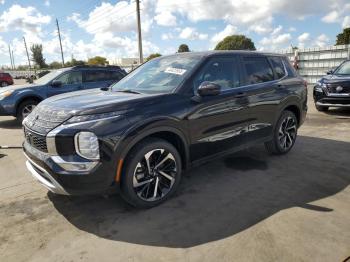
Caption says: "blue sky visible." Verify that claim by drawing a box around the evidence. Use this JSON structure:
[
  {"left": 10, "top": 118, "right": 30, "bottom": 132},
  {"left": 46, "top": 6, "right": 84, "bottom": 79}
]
[{"left": 0, "top": 0, "right": 349, "bottom": 66}]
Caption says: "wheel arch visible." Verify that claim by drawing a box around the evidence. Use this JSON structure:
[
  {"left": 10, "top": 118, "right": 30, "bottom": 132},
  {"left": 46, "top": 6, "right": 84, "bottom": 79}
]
[
  {"left": 15, "top": 95, "right": 43, "bottom": 116},
  {"left": 117, "top": 124, "right": 190, "bottom": 174}
]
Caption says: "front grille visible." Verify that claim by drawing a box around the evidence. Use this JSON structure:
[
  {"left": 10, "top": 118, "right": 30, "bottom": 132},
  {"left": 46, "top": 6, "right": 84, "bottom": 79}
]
[
  {"left": 24, "top": 128, "right": 48, "bottom": 153},
  {"left": 327, "top": 83, "right": 350, "bottom": 94},
  {"left": 24, "top": 104, "right": 72, "bottom": 134}
]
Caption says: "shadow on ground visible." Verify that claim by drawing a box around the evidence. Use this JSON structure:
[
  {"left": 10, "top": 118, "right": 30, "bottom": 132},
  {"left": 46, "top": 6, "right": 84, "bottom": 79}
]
[
  {"left": 324, "top": 108, "right": 350, "bottom": 118},
  {"left": 0, "top": 118, "right": 21, "bottom": 129},
  {"left": 49, "top": 136, "right": 350, "bottom": 248}
]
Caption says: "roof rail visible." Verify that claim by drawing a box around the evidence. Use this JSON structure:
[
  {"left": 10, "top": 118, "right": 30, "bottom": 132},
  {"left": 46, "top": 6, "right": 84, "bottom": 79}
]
[{"left": 71, "top": 65, "right": 122, "bottom": 69}]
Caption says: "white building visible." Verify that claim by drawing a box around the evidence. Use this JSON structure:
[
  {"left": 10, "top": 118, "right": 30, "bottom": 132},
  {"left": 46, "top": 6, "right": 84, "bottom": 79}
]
[{"left": 279, "top": 44, "right": 350, "bottom": 84}]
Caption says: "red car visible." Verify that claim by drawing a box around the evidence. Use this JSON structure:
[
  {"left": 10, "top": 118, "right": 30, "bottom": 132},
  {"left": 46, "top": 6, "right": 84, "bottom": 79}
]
[{"left": 0, "top": 72, "right": 14, "bottom": 87}]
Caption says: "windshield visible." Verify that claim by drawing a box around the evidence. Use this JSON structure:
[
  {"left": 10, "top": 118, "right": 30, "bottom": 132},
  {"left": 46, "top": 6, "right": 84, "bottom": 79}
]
[
  {"left": 334, "top": 61, "right": 350, "bottom": 75},
  {"left": 111, "top": 54, "right": 203, "bottom": 94},
  {"left": 34, "top": 70, "right": 64, "bottom": 85}
]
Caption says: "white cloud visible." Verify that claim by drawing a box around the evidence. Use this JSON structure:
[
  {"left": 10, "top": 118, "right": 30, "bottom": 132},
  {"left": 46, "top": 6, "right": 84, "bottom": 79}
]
[
  {"left": 68, "top": 1, "right": 153, "bottom": 35},
  {"left": 179, "top": 27, "right": 208, "bottom": 40},
  {"left": 44, "top": 0, "right": 50, "bottom": 7},
  {"left": 0, "top": 4, "right": 51, "bottom": 34},
  {"left": 289, "top": 27, "right": 296, "bottom": 32},
  {"left": 315, "top": 34, "right": 330, "bottom": 47},
  {"left": 298, "top": 32, "right": 310, "bottom": 42},
  {"left": 154, "top": 11, "right": 176, "bottom": 26},
  {"left": 0, "top": 0, "right": 5, "bottom": 5},
  {"left": 161, "top": 33, "right": 174, "bottom": 40},
  {"left": 322, "top": 11, "right": 339, "bottom": 23},
  {"left": 211, "top": 24, "right": 237, "bottom": 44},
  {"left": 342, "top": 16, "right": 350, "bottom": 28},
  {"left": 259, "top": 33, "right": 292, "bottom": 51}
]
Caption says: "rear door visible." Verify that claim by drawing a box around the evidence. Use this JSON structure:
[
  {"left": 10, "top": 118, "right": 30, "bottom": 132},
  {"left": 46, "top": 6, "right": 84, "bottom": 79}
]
[
  {"left": 47, "top": 70, "right": 83, "bottom": 97},
  {"left": 239, "top": 55, "right": 284, "bottom": 141}
]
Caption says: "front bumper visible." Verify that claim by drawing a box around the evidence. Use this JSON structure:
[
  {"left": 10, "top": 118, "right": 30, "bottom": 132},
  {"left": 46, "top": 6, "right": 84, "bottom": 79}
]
[
  {"left": 23, "top": 140, "right": 119, "bottom": 195},
  {"left": 25, "top": 153, "right": 68, "bottom": 195},
  {"left": 313, "top": 87, "right": 350, "bottom": 107}
]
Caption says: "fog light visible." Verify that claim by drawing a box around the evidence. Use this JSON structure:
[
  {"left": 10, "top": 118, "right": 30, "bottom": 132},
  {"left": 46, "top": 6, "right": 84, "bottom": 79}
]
[{"left": 74, "top": 132, "right": 100, "bottom": 160}]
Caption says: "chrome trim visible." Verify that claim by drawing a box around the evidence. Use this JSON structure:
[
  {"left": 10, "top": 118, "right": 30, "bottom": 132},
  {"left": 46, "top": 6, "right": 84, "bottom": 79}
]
[
  {"left": 326, "top": 93, "right": 350, "bottom": 97},
  {"left": 50, "top": 155, "right": 98, "bottom": 171},
  {"left": 316, "top": 102, "right": 350, "bottom": 108},
  {"left": 24, "top": 153, "right": 69, "bottom": 195}
]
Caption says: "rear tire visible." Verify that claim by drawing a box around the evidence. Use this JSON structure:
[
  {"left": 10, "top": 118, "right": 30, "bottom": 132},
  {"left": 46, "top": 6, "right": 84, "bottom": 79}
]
[
  {"left": 1, "top": 81, "right": 8, "bottom": 87},
  {"left": 315, "top": 104, "right": 329, "bottom": 112},
  {"left": 120, "top": 138, "right": 182, "bottom": 208},
  {"left": 265, "top": 110, "right": 298, "bottom": 155},
  {"left": 16, "top": 100, "right": 39, "bottom": 123}
]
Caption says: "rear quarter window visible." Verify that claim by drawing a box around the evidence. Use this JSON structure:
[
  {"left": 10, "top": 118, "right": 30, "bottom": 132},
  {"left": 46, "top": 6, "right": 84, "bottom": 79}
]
[
  {"left": 243, "top": 56, "right": 274, "bottom": 84},
  {"left": 283, "top": 57, "right": 297, "bottom": 77},
  {"left": 269, "top": 56, "right": 286, "bottom": 79}
]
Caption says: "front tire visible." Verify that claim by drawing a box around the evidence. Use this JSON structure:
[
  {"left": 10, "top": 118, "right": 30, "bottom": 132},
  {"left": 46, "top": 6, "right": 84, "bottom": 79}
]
[
  {"left": 265, "top": 110, "right": 298, "bottom": 155},
  {"left": 1, "top": 81, "right": 8, "bottom": 87},
  {"left": 120, "top": 138, "right": 182, "bottom": 208},
  {"left": 16, "top": 100, "right": 38, "bottom": 123}
]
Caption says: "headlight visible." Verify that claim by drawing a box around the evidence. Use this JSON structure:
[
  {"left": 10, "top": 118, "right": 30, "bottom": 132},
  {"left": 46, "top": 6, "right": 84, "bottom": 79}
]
[
  {"left": 65, "top": 111, "right": 121, "bottom": 125},
  {"left": 74, "top": 132, "right": 100, "bottom": 160},
  {"left": 315, "top": 82, "right": 326, "bottom": 93},
  {"left": 0, "top": 90, "right": 13, "bottom": 100}
]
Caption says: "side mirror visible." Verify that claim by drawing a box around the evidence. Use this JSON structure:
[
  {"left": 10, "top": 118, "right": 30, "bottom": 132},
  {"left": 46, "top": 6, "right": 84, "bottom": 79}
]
[
  {"left": 326, "top": 70, "right": 333, "bottom": 75},
  {"left": 197, "top": 81, "right": 221, "bottom": 96},
  {"left": 51, "top": 80, "right": 62, "bottom": 87}
]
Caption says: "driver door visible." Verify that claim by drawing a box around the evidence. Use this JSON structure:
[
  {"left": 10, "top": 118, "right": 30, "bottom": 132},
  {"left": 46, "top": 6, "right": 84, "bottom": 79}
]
[
  {"left": 187, "top": 56, "right": 251, "bottom": 161},
  {"left": 47, "top": 71, "right": 83, "bottom": 97}
]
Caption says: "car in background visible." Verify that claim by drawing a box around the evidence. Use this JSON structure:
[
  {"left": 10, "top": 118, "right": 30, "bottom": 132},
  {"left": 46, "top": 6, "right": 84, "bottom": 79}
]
[
  {"left": 314, "top": 60, "right": 350, "bottom": 111},
  {"left": 0, "top": 65, "right": 126, "bottom": 122},
  {"left": 0, "top": 72, "right": 14, "bottom": 87},
  {"left": 22, "top": 51, "right": 307, "bottom": 208}
]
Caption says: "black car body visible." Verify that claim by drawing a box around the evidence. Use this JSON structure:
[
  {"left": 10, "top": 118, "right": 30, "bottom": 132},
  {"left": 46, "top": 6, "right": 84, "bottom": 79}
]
[
  {"left": 313, "top": 60, "right": 350, "bottom": 111},
  {"left": 23, "top": 51, "right": 307, "bottom": 208}
]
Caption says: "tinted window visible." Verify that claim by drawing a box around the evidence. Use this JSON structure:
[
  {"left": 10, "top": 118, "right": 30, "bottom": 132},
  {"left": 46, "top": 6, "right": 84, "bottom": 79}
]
[
  {"left": 283, "top": 57, "right": 297, "bottom": 77},
  {"left": 109, "top": 71, "right": 123, "bottom": 81},
  {"left": 55, "top": 71, "right": 82, "bottom": 84},
  {"left": 84, "top": 71, "right": 109, "bottom": 82},
  {"left": 269, "top": 57, "right": 286, "bottom": 79},
  {"left": 193, "top": 57, "right": 240, "bottom": 91},
  {"left": 243, "top": 57, "right": 274, "bottom": 84}
]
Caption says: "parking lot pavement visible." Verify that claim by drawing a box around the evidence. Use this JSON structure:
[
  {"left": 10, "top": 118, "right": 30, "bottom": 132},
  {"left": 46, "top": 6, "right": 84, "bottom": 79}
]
[{"left": 0, "top": 87, "right": 349, "bottom": 262}]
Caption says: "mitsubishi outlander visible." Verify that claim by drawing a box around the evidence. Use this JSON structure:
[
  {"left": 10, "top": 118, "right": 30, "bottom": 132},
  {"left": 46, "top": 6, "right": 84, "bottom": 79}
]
[{"left": 23, "top": 51, "right": 307, "bottom": 208}]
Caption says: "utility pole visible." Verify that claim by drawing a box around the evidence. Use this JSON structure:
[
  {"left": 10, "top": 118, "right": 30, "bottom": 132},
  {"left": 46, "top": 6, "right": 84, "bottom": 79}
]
[
  {"left": 11, "top": 49, "right": 15, "bottom": 70},
  {"left": 136, "top": 0, "right": 143, "bottom": 64},
  {"left": 23, "top": 37, "right": 31, "bottom": 69},
  {"left": 8, "top": 45, "right": 13, "bottom": 70},
  {"left": 56, "top": 18, "right": 65, "bottom": 67}
]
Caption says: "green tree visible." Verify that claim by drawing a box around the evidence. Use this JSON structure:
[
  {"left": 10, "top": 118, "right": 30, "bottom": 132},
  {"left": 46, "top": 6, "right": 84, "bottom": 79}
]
[
  {"left": 215, "top": 35, "right": 256, "bottom": 51},
  {"left": 336, "top": 28, "right": 350, "bottom": 45},
  {"left": 178, "top": 44, "right": 190, "bottom": 53},
  {"left": 49, "top": 61, "right": 62, "bottom": 69},
  {"left": 30, "top": 44, "right": 47, "bottom": 68},
  {"left": 87, "top": 56, "right": 109, "bottom": 65},
  {"left": 146, "top": 53, "right": 162, "bottom": 61},
  {"left": 65, "top": 58, "right": 86, "bottom": 67}
]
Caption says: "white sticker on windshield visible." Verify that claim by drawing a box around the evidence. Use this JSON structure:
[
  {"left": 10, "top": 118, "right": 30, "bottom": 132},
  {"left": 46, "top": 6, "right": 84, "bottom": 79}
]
[{"left": 164, "top": 67, "right": 187, "bottom": 75}]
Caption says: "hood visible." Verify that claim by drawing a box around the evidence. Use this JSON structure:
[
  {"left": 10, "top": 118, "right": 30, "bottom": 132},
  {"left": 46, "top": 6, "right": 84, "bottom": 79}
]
[
  {"left": 40, "top": 89, "right": 163, "bottom": 115},
  {"left": 322, "top": 74, "right": 350, "bottom": 84},
  {"left": 0, "top": 83, "right": 43, "bottom": 92}
]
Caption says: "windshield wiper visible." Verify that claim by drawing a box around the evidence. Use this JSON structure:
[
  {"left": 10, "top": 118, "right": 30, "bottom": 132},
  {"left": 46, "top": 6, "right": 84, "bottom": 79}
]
[{"left": 116, "top": 89, "right": 141, "bottom": 94}]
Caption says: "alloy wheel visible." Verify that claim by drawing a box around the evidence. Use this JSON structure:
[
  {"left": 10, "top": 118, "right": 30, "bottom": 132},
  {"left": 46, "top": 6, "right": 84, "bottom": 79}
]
[
  {"left": 278, "top": 116, "right": 297, "bottom": 150},
  {"left": 22, "top": 104, "right": 36, "bottom": 119},
  {"left": 133, "top": 149, "right": 177, "bottom": 202}
]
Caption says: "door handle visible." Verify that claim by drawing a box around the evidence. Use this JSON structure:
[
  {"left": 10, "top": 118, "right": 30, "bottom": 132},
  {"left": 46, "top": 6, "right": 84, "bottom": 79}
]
[{"left": 234, "top": 92, "right": 247, "bottom": 98}]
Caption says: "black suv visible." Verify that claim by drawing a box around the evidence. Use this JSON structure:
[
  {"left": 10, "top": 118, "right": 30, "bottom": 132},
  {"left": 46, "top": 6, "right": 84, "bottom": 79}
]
[
  {"left": 314, "top": 60, "right": 350, "bottom": 111},
  {"left": 23, "top": 51, "right": 307, "bottom": 208}
]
